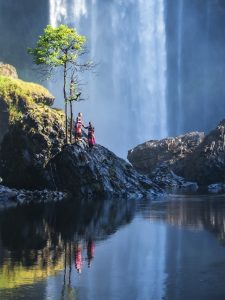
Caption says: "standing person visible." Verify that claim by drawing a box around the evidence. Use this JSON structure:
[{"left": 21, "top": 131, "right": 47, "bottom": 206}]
[
  {"left": 74, "top": 112, "right": 85, "bottom": 142},
  {"left": 85, "top": 122, "right": 96, "bottom": 148}
]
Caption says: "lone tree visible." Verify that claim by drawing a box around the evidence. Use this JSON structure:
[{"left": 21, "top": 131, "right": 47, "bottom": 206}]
[{"left": 28, "top": 24, "right": 93, "bottom": 143}]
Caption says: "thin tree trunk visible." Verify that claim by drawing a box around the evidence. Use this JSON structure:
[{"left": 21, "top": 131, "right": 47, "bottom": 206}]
[
  {"left": 63, "top": 61, "right": 68, "bottom": 144},
  {"left": 70, "top": 101, "right": 73, "bottom": 143}
]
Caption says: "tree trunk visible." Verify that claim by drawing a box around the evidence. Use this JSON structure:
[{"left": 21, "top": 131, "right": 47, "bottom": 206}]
[
  {"left": 70, "top": 101, "right": 73, "bottom": 143},
  {"left": 63, "top": 61, "right": 68, "bottom": 144}
]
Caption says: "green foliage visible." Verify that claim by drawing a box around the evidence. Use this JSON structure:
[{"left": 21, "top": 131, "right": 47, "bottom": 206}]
[
  {"left": 0, "top": 75, "right": 63, "bottom": 125},
  {"left": 27, "top": 24, "right": 92, "bottom": 143},
  {"left": 28, "top": 24, "right": 86, "bottom": 68}
]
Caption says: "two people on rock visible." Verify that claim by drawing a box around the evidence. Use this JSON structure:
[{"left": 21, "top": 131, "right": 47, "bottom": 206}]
[{"left": 74, "top": 112, "right": 96, "bottom": 148}]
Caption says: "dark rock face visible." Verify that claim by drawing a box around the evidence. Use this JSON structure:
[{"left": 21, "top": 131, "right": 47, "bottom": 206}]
[
  {"left": 128, "top": 132, "right": 204, "bottom": 174},
  {"left": 0, "top": 110, "right": 65, "bottom": 189},
  {"left": 45, "top": 142, "right": 162, "bottom": 198},
  {"left": 149, "top": 164, "right": 198, "bottom": 190},
  {"left": 181, "top": 120, "right": 225, "bottom": 185},
  {"left": 128, "top": 119, "right": 225, "bottom": 186},
  {"left": 0, "top": 99, "right": 9, "bottom": 145}
]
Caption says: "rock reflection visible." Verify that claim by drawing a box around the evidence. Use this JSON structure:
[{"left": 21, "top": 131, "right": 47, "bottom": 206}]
[
  {"left": 0, "top": 196, "right": 136, "bottom": 289},
  {"left": 142, "top": 195, "right": 225, "bottom": 244}
]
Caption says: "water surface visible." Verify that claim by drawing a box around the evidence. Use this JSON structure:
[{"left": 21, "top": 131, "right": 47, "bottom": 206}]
[{"left": 0, "top": 194, "right": 225, "bottom": 300}]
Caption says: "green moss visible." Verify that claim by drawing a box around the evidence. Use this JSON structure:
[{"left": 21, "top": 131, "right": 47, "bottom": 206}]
[
  {"left": 0, "top": 75, "right": 54, "bottom": 107},
  {"left": 0, "top": 75, "right": 62, "bottom": 125}
]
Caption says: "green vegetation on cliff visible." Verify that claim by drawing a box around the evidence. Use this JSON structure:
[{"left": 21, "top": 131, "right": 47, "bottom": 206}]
[
  {"left": 0, "top": 75, "right": 63, "bottom": 124},
  {"left": 0, "top": 74, "right": 66, "bottom": 189}
]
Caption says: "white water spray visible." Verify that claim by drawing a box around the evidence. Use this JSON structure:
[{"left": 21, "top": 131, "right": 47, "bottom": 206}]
[
  {"left": 48, "top": 0, "right": 168, "bottom": 157},
  {"left": 177, "top": 0, "right": 183, "bottom": 134},
  {"left": 49, "top": 0, "right": 68, "bottom": 27}
]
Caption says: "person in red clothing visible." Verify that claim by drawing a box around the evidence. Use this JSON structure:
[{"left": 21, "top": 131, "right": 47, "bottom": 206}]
[
  {"left": 74, "top": 112, "right": 85, "bottom": 142},
  {"left": 85, "top": 122, "right": 96, "bottom": 148},
  {"left": 74, "top": 243, "right": 83, "bottom": 273}
]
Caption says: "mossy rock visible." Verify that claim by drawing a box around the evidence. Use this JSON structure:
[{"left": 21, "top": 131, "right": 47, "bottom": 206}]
[
  {"left": 0, "top": 75, "right": 65, "bottom": 189},
  {"left": 0, "top": 75, "right": 55, "bottom": 121}
]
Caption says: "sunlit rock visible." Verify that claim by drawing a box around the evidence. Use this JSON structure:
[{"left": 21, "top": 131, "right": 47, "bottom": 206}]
[
  {"left": 128, "top": 132, "right": 204, "bottom": 174},
  {"left": 0, "top": 63, "right": 18, "bottom": 79}
]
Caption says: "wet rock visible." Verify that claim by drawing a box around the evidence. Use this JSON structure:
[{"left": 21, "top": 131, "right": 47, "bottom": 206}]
[
  {"left": 149, "top": 164, "right": 198, "bottom": 191},
  {"left": 45, "top": 143, "right": 163, "bottom": 198},
  {"left": 0, "top": 184, "right": 68, "bottom": 210},
  {"left": 208, "top": 183, "right": 225, "bottom": 193}
]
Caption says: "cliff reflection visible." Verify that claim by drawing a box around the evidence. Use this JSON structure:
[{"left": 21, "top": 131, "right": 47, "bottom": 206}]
[
  {"left": 142, "top": 195, "right": 225, "bottom": 245},
  {"left": 0, "top": 196, "right": 136, "bottom": 288}
]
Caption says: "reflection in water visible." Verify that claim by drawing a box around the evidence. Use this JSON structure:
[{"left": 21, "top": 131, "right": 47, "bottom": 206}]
[
  {"left": 145, "top": 195, "right": 225, "bottom": 244},
  {"left": 0, "top": 195, "right": 225, "bottom": 299},
  {"left": 0, "top": 197, "right": 136, "bottom": 291}
]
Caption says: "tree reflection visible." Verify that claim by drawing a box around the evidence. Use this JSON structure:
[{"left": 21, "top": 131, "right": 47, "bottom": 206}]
[{"left": 0, "top": 196, "right": 136, "bottom": 289}]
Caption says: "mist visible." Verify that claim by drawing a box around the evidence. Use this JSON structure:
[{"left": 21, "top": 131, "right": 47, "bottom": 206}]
[{"left": 1, "top": 0, "right": 225, "bottom": 157}]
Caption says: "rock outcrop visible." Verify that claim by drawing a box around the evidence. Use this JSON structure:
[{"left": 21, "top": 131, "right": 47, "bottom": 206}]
[
  {"left": 45, "top": 141, "right": 162, "bottom": 198},
  {"left": 0, "top": 66, "right": 162, "bottom": 198},
  {"left": 0, "top": 185, "right": 67, "bottom": 210},
  {"left": 0, "top": 63, "right": 18, "bottom": 79},
  {"left": 181, "top": 119, "right": 225, "bottom": 185},
  {"left": 0, "top": 72, "right": 65, "bottom": 189},
  {"left": 128, "top": 120, "right": 225, "bottom": 187},
  {"left": 128, "top": 132, "right": 204, "bottom": 174},
  {"left": 149, "top": 164, "right": 198, "bottom": 190}
]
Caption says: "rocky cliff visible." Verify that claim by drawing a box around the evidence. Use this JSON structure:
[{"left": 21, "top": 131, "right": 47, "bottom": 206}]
[
  {"left": 128, "top": 132, "right": 204, "bottom": 174},
  {"left": 128, "top": 121, "right": 225, "bottom": 186},
  {"left": 0, "top": 65, "right": 162, "bottom": 198},
  {"left": 181, "top": 119, "right": 225, "bottom": 185},
  {"left": 0, "top": 73, "right": 65, "bottom": 189}
]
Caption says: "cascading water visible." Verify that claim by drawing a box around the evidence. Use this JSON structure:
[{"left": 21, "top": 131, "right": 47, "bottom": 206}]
[
  {"left": 177, "top": 0, "right": 183, "bottom": 134},
  {"left": 49, "top": 0, "right": 168, "bottom": 158}
]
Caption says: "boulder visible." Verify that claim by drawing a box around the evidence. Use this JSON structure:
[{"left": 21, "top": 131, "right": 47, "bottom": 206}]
[
  {"left": 45, "top": 141, "right": 163, "bottom": 198},
  {"left": 128, "top": 119, "right": 225, "bottom": 186},
  {"left": 128, "top": 132, "right": 204, "bottom": 174},
  {"left": 181, "top": 119, "right": 225, "bottom": 185},
  {"left": 149, "top": 164, "right": 198, "bottom": 190}
]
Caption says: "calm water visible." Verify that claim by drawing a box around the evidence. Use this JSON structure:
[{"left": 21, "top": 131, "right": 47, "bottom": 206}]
[{"left": 0, "top": 194, "right": 225, "bottom": 300}]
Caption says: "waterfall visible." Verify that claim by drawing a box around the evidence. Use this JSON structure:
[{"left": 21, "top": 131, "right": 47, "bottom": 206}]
[
  {"left": 138, "top": 0, "right": 167, "bottom": 141},
  {"left": 49, "top": 0, "right": 68, "bottom": 27},
  {"left": 48, "top": 0, "right": 168, "bottom": 157},
  {"left": 177, "top": 0, "right": 183, "bottom": 134}
]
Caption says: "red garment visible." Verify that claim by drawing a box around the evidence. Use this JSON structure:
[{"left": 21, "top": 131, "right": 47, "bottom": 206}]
[
  {"left": 76, "top": 122, "right": 82, "bottom": 134},
  {"left": 75, "top": 247, "right": 82, "bottom": 273},
  {"left": 88, "top": 126, "right": 96, "bottom": 147}
]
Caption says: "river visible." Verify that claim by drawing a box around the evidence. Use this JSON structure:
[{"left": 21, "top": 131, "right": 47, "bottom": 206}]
[{"left": 0, "top": 193, "right": 225, "bottom": 300}]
